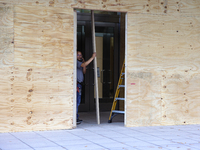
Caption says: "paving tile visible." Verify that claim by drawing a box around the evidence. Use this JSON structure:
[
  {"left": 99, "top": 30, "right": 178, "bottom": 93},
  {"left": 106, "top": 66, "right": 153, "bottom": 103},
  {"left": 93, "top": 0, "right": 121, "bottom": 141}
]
[
  {"left": 184, "top": 135, "right": 200, "bottom": 141},
  {"left": 1, "top": 149, "right": 34, "bottom": 150},
  {"left": 87, "top": 137, "right": 116, "bottom": 144},
  {"left": 171, "top": 138, "right": 200, "bottom": 145},
  {"left": 134, "top": 135, "right": 164, "bottom": 141},
  {"left": 21, "top": 138, "right": 58, "bottom": 148},
  {"left": 132, "top": 128, "right": 160, "bottom": 133},
  {"left": 147, "top": 132, "right": 178, "bottom": 136},
  {"left": 35, "top": 130, "right": 72, "bottom": 138},
  {"left": 124, "top": 140, "right": 157, "bottom": 147},
  {"left": 99, "top": 131, "right": 129, "bottom": 138},
  {"left": 108, "top": 147, "right": 137, "bottom": 150},
  {"left": 0, "top": 140, "right": 31, "bottom": 150},
  {"left": 187, "top": 143, "right": 200, "bottom": 149},
  {"left": 98, "top": 142, "right": 129, "bottom": 149},
  {"left": 134, "top": 145, "right": 169, "bottom": 150},
  {"left": 80, "top": 134, "right": 107, "bottom": 140},
  {"left": 116, "top": 130, "right": 143, "bottom": 136},
  {"left": 186, "top": 130, "right": 200, "bottom": 135},
  {"left": 122, "top": 132, "right": 148, "bottom": 138},
  {"left": 148, "top": 139, "right": 178, "bottom": 146},
  {"left": 38, "top": 131, "right": 83, "bottom": 141},
  {"left": 0, "top": 138, "right": 22, "bottom": 144},
  {"left": 159, "top": 135, "right": 189, "bottom": 140},
  {"left": 70, "top": 130, "right": 98, "bottom": 137},
  {"left": 34, "top": 146, "right": 66, "bottom": 150},
  {"left": 86, "top": 128, "right": 111, "bottom": 133},
  {"left": 163, "top": 144, "right": 198, "bottom": 150},
  {"left": 63, "top": 143, "right": 106, "bottom": 150},
  {"left": 11, "top": 132, "right": 43, "bottom": 140},
  {"left": 54, "top": 139, "right": 93, "bottom": 146},
  {"left": 0, "top": 137, "right": 21, "bottom": 145},
  {"left": 111, "top": 137, "right": 144, "bottom": 143},
  {"left": 0, "top": 133, "right": 17, "bottom": 141}
]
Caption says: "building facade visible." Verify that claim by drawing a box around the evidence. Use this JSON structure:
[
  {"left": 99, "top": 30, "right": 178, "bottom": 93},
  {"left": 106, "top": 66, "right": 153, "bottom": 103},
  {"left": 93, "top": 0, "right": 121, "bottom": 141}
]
[{"left": 0, "top": 0, "right": 200, "bottom": 132}]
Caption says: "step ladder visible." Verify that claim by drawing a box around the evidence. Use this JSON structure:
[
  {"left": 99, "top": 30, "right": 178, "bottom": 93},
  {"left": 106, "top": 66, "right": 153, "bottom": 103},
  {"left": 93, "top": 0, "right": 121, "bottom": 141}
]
[{"left": 108, "top": 60, "right": 125, "bottom": 123}]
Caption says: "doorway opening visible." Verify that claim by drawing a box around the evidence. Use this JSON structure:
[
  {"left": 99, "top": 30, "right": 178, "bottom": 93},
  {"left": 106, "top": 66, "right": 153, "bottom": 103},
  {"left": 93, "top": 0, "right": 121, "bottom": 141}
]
[{"left": 75, "top": 9, "right": 126, "bottom": 126}]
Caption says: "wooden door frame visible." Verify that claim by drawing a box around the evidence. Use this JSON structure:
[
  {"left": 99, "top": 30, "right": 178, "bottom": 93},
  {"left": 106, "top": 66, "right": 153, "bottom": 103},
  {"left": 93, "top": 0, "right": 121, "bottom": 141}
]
[{"left": 73, "top": 10, "right": 77, "bottom": 128}]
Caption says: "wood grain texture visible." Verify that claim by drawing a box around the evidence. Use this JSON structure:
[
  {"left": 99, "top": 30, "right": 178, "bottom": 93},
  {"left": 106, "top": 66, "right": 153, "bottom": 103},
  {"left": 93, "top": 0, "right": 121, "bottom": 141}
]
[
  {"left": 0, "top": 5, "right": 14, "bottom": 132},
  {"left": 0, "top": 0, "right": 56, "bottom": 7},
  {"left": 14, "top": 6, "right": 74, "bottom": 69},
  {"left": 161, "top": 70, "right": 200, "bottom": 125},
  {"left": 126, "top": 70, "right": 162, "bottom": 126},
  {"left": 127, "top": 13, "right": 200, "bottom": 71},
  {"left": 126, "top": 12, "right": 200, "bottom": 127},
  {"left": 0, "top": 0, "right": 200, "bottom": 132},
  {"left": 0, "top": 5, "right": 74, "bottom": 132},
  {"left": 8, "top": 95, "right": 73, "bottom": 132},
  {"left": 71, "top": 0, "right": 160, "bottom": 13},
  {"left": 1, "top": 0, "right": 200, "bottom": 16},
  {"left": 0, "top": 5, "right": 14, "bottom": 67}
]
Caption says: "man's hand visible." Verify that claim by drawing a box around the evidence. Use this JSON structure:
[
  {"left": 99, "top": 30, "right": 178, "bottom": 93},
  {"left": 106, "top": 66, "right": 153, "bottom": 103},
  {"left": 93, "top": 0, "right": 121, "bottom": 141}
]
[
  {"left": 82, "top": 58, "right": 85, "bottom": 63},
  {"left": 92, "top": 52, "right": 96, "bottom": 58},
  {"left": 81, "top": 52, "right": 96, "bottom": 68}
]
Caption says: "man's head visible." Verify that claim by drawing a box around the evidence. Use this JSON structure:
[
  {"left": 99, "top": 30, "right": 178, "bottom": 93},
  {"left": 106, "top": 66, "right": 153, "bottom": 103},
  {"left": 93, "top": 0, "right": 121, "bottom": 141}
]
[{"left": 77, "top": 51, "right": 83, "bottom": 61}]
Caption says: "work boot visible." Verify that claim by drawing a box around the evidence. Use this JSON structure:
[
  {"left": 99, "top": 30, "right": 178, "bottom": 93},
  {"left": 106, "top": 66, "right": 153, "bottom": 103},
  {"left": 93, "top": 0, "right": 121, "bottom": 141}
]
[
  {"left": 77, "top": 118, "right": 82, "bottom": 125},
  {"left": 77, "top": 118, "right": 83, "bottom": 122}
]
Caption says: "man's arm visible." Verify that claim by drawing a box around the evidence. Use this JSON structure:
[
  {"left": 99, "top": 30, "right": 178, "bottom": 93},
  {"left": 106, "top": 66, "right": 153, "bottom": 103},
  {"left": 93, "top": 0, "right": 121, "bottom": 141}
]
[
  {"left": 82, "top": 58, "right": 86, "bottom": 74},
  {"left": 81, "top": 53, "right": 96, "bottom": 68}
]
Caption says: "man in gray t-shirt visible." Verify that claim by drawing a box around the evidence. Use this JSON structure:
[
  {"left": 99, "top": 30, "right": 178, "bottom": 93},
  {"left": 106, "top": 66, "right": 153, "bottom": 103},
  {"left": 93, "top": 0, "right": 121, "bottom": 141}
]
[{"left": 77, "top": 51, "right": 96, "bottom": 124}]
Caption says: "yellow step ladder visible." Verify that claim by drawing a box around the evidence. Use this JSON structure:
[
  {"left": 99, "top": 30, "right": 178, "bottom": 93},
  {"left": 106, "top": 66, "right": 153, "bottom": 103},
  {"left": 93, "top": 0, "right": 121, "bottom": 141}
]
[{"left": 108, "top": 60, "right": 125, "bottom": 123}]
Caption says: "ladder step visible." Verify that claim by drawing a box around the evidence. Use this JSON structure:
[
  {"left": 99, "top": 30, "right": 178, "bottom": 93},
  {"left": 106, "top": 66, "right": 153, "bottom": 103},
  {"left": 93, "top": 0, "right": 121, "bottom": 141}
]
[
  {"left": 115, "top": 98, "right": 125, "bottom": 101},
  {"left": 112, "top": 110, "right": 125, "bottom": 114},
  {"left": 118, "top": 85, "right": 125, "bottom": 88},
  {"left": 108, "top": 60, "right": 125, "bottom": 123}
]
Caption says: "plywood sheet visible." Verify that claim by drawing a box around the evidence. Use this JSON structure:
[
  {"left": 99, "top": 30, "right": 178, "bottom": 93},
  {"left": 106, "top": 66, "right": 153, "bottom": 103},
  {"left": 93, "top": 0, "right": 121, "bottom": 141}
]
[
  {"left": 1, "top": 0, "right": 200, "bottom": 16},
  {"left": 126, "top": 70, "right": 162, "bottom": 127},
  {"left": 126, "top": 12, "right": 200, "bottom": 127},
  {"left": 0, "top": 5, "right": 14, "bottom": 67},
  {"left": 0, "top": 5, "right": 14, "bottom": 132},
  {"left": 71, "top": 0, "right": 160, "bottom": 14},
  {"left": 127, "top": 13, "right": 200, "bottom": 71},
  {"left": 32, "top": 68, "right": 73, "bottom": 96},
  {"left": 8, "top": 95, "right": 73, "bottom": 132},
  {"left": 14, "top": 5, "right": 74, "bottom": 69},
  {"left": 179, "top": 0, "right": 200, "bottom": 16},
  {"left": 2, "top": 68, "right": 73, "bottom": 132},
  {"left": 161, "top": 70, "right": 200, "bottom": 125},
  {"left": 0, "top": 5, "right": 74, "bottom": 132},
  {"left": 0, "top": 0, "right": 55, "bottom": 7}
]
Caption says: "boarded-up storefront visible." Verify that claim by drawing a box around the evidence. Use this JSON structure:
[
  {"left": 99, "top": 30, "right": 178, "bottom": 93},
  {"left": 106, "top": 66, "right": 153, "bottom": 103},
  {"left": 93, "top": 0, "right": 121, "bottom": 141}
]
[{"left": 0, "top": 0, "right": 200, "bottom": 132}]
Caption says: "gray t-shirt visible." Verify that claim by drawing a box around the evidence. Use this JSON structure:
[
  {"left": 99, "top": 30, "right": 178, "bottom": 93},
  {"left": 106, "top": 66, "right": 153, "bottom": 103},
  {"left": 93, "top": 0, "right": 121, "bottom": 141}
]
[{"left": 77, "top": 60, "right": 84, "bottom": 83}]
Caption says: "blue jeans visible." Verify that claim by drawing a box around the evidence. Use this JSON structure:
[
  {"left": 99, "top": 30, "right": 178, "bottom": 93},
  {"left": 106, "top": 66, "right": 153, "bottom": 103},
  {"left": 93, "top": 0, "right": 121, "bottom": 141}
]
[{"left": 77, "top": 83, "right": 82, "bottom": 119}]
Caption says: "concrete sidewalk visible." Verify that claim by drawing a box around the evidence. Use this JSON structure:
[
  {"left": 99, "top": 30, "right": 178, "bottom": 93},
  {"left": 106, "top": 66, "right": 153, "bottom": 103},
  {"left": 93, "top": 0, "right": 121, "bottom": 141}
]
[{"left": 0, "top": 112, "right": 200, "bottom": 150}]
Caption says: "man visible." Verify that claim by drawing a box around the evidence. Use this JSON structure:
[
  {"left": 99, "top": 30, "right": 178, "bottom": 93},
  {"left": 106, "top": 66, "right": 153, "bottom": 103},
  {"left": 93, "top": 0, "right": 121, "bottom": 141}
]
[{"left": 77, "top": 51, "right": 96, "bottom": 124}]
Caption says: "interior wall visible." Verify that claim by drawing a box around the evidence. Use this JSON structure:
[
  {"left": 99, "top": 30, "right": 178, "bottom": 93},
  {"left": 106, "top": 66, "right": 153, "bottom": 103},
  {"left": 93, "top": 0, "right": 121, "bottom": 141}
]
[{"left": 0, "top": 0, "right": 200, "bottom": 132}]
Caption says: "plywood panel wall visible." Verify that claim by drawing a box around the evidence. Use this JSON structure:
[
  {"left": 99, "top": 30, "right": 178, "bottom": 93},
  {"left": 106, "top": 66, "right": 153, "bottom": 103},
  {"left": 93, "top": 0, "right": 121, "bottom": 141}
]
[
  {"left": 0, "top": 5, "right": 74, "bottom": 132},
  {"left": 0, "top": 4, "right": 14, "bottom": 132},
  {"left": 0, "top": 0, "right": 200, "bottom": 132},
  {"left": 0, "top": 4, "right": 13, "bottom": 67},
  {"left": 126, "top": 12, "right": 200, "bottom": 127},
  {"left": 0, "top": 0, "right": 199, "bottom": 16}
]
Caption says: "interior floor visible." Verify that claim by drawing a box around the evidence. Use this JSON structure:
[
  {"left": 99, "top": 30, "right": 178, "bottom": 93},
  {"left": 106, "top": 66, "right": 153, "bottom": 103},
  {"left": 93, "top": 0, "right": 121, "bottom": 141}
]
[{"left": 77, "top": 111, "right": 124, "bottom": 127}]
